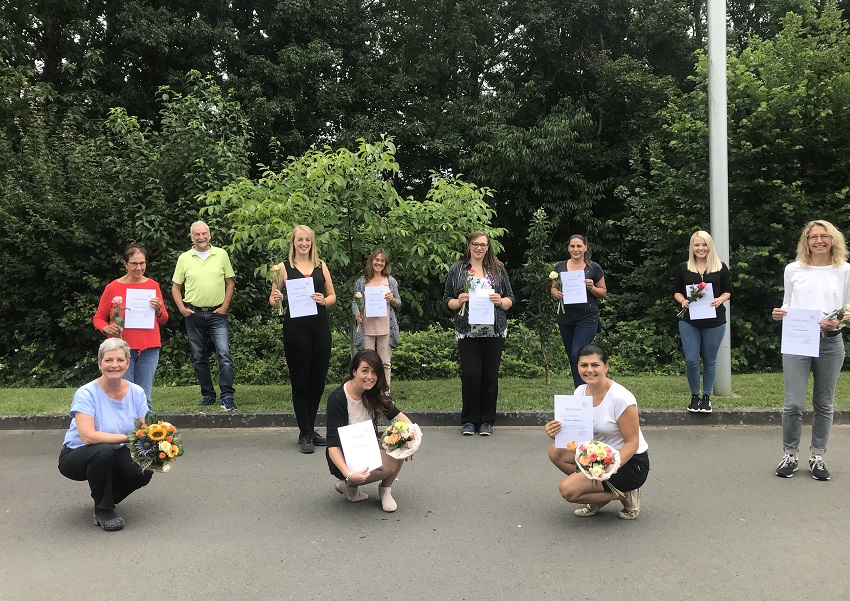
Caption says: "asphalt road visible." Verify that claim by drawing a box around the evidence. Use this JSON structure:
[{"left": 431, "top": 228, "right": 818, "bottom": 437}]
[{"left": 1, "top": 425, "right": 847, "bottom": 601}]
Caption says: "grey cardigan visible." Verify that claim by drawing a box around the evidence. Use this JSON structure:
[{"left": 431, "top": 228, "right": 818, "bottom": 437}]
[{"left": 351, "top": 275, "right": 401, "bottom": 349}]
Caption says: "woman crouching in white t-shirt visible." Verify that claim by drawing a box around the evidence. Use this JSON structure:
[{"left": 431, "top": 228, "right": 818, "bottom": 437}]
[{"left": 544, "top": 344, "right": 650, "bottom": 519}]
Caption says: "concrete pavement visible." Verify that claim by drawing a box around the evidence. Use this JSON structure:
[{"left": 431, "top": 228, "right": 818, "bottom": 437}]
[{"left": 0, "top": 425, "right": 848, "bottom": 601}]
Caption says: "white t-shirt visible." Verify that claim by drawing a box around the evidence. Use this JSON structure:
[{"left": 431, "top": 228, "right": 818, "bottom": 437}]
[
  {"left": 781, "top": 261, "right": 850, "bottom": 313},
  {"left": 574, "top": 381, "right": 649, "bottom": 454}
]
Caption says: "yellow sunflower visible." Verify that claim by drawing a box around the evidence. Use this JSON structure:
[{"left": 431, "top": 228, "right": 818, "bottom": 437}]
[
  {"left": 167, "top": 446, "right": 179, "bottom": 458},
  {"left": 148, "top": 424, "right": 167, "bottom": 441}
]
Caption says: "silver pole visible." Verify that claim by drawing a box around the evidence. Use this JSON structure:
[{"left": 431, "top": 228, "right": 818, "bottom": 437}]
[{"left": 708, "top": 0, "right": 732, "bottom": 395}]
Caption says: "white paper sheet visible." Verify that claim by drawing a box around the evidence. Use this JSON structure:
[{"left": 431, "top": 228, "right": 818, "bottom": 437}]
[
  {"left": 554, "top": 395, "right": 594, "bottom": 448},
  {"left": 468, "top": 288, "right": 495, "bottom": 325},
  {"left": 781, "top": 308, "right": 822, "bottom": 357},
  {"left": 123, "top": 288, "right": 156, "bottom": 329},
  {"left": 685, "top": 282, "right": 717, "bottom": 320},
  {"left": 364, "top": 286, "right": 388, "bottom": 318},
  {"left": 286, "top": 277, "right": 319, "bottom": 318},
  {"left": 560, "top": 271, "right": 587, "bottom": 305},
  {"left": 338, "top": 419, "right": 383, "bottom": 472}
]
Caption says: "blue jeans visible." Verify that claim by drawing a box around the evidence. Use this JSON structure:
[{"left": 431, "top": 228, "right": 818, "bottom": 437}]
[
  {"left": 678, "top": 321, "right": 725, "bottom": 395},
  {"left": 558, "top": 319, "right": 599, "bottom": 388},
  {"left": 782, "top": 335, "right": 844, "bottom": 455},
  {"left": 124, "top": 347, "right": 160, "bottom": 410},
  {"left": 185, "top": 311, "right": 235, "bottom": 402}
]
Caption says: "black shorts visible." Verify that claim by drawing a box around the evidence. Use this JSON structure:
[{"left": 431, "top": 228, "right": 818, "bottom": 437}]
[{"left": 604, "top": 451, "right": 649, "bottom": 493}]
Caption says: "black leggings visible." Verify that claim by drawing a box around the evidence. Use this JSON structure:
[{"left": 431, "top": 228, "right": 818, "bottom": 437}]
[
  {"left": 283, "top": 328, "right": 332, "bottom": 435},
  {"left": 58, "top": 444, "right": 152, "bottom": 510}
]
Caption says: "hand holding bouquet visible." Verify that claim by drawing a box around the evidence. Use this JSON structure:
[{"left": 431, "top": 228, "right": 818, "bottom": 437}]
[
  {"left": 677, "top": 282, "right": 707, "bottom": 318},
  {"left": 127, "top": 412, "right": 183, "bottom": 472},
  {"left": 458, "top": 270, "right": 474, "bottom": 316},
  {"left": 354, "top": 292, "right": 364, "bottom": 332},
  {"left": 823, "top": 303, "right": 850, "bottom": 329},
  {"left": 381, "top": 420, "right": 422, "bottom": 459},
  {"left": 549, "top": 271, "right": 565, "bottom": 314},
  {"left": 573, "top": 439, "right": 624, "bottom": 497},
  {"left": 110, "top": 296, "right": 127, "bottom": 338}
]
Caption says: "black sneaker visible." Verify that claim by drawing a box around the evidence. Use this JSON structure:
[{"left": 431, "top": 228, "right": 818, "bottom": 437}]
[
  {"left": 312, "top": 431, "right": 327, "bottom": 446},
  {"left": 199, "top": 397, "right": 216, "bottom": 406},
  {"left": 220, "top": 397, "right": 237, "bottom": 411},
  {"left": 698, "top": 394, "right": 712, "bottom": 413},
  {"left": 93, "top": 507, "right": 125, "bottom": 531},
  {"left": 809, "top": 455, "right": 831, "bottom": 481},
  {"left": 775, "top": 454, "right": 799, "bottom": 478},
  {"left": 299, "top": 433, "right": 315, "bottom": 454},
  {"left": 479, "top": 423, "right": 493, "bottom": 436},
  {"left": 687, "top": 394, "right": 700, "bottom": 412},
  {"left": 461, "top": 423, "right": 475, "bottom": 436}
]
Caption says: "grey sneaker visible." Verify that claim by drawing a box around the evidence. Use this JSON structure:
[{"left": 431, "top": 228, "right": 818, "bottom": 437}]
[
  {"left": 479, "top": 423, "right": 493, "bottom": 436},
  {"left": 809, "top": 455, "right": 831, "bottom": 481},
  {"left": 775, "top": 454, "right": 799, "bottom": 478},
  {"left": 461, "top": 423, "right": 475, "bottom": 436}
]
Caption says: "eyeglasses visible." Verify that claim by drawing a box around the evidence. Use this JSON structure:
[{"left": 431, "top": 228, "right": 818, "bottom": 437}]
[
  {"left": 469, "top": 242, "right": 489, "bottom": 248},
  {"left": 808, "top": 234, "right": 833, "bottom": 242},
  {"left": 127, "top": 262, "right": 147, "bottom": 267}
]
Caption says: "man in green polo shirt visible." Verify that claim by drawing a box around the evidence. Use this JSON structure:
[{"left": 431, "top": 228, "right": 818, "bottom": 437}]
[{"left": 171, "top": 221, "right": 237, "bottom": 410}]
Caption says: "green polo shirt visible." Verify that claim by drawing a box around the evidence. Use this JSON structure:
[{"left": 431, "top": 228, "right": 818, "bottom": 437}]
[{"left": 172, "top": 246, "right": 235, "bottom": 307}]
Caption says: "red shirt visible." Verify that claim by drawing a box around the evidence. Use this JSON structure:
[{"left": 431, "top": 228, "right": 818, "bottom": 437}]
[{"left": 92, "top": 279, "right": 169, "bottom": 351}]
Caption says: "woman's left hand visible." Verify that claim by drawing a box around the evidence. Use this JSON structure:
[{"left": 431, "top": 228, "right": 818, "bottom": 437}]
[
  {"left": 584, "top": 278, "right": 594, "bottom": 290},
  {"left": 489, "top": 292, "right": 502, "bottom": 306},
  {"left": 149, "top": 297, "right": 163, "bottom": 316},
  {"left": 819, "top": 319, "right": 841, "bottom": 331},
  {"left": 311, "top": 293, "right": 326, "bottom": 306}
]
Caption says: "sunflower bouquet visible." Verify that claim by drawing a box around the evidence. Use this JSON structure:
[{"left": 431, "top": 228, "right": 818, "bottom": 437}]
[
  {"left": 126, "top": 412, "right": 184, "bottom": 472},
  {"left": 574, "top": 439, "right": 624, "bottom": 497},
  {"left": 381, "top": 420, "right": 422, "bottom": 459}
]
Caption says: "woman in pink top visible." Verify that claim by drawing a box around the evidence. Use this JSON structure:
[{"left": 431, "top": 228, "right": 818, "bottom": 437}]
[{"left": 93, "top": 245, "right": 168, "bottom": 409}]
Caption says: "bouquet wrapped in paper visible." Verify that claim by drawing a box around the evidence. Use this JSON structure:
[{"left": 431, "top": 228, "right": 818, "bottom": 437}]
[
  {"left": 381, "top": 420, "right": 422, "bottom": 459},
  {"left": 574, "top": 439, "right": 624, "bottom": 497},
  {"left": 126, "top": 412, "right": 183, "bottom": 472}
]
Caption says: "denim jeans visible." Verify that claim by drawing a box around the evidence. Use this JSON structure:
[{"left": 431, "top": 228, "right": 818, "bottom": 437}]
[
  {"left": 558, "top": 319, "right": 599, "bottom": 388},
  {"left": 185, "top": 311, "right": 235, "bottom": 402},
  {"left": 782, "top": 335, "right": 844, "bottom": 455},
  {"left": 124, "top": 347, "right": 160, "bottom": 410},
  {"left": 678, "top": 321, "right": 726, "bottom": 395}
]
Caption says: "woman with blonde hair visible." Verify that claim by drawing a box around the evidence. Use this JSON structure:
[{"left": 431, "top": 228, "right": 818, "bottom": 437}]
[
  {"left": 771, "top": 220, "right": 850, "bottom": 481},
  {"left": 672, "top": 230, "right": 732, "bottom": 413},
  {"left": 270, "top": 225, "right": 337, "bottom": 453}
]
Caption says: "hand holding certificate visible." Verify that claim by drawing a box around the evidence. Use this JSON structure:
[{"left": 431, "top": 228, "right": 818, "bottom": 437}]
[
  {"left": 338, "top": 420, "right": 383, "bottom": 472},
  {"left": 467, "top": 288, "right": 495, "bottom": 325},
  {"left": 560, "top": 271, "right": 587, "bottom": 305},
  {"left": 781, "top": 308, "right": 822, "bottom": 357},
  {"left": 286, "top": 277, "right": 319, "bottom": 318},
  {"left": 364, "top": 286, "right": 389, "bottom": 318},
  {"left": 553, "top": 395, "right": 594, "bottom": 448},
  {"left": 684, "top": 282, "right": 716, "bottom": 320},
  {"left": 123, "top": 288, "right": 156, "bottom": 329}
]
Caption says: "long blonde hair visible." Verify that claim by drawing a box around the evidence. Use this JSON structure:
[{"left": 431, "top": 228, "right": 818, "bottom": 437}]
[
  {"left": 796, "top": 220, "right": 848, "bottom": 266},
  {"left": 686, "top": 230, "right": 722, "bottom": 273},
  {"left": 287, "top": 225, "right": 321, "bottom": 268}
]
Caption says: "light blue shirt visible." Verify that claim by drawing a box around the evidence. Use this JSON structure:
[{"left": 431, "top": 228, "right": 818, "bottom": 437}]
[{"left": 62, "top": 380, "right": 149, "bottom": 449}]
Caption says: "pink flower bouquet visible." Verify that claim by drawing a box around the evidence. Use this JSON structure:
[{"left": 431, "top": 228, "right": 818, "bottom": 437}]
[
  {"left": 381, "top": 420, "right": 422, "bottom": 459},
  {"left": 574, "top": 440, "right": 624, "bottom": 497}
]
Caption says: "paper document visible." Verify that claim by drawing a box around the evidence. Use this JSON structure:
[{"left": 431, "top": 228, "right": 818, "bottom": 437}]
[
  {"left": 685, "top": 283, "right": 716, "bottom": 320},
  {"left": 554, "top": 395, "right": 594, "bottom": 448},
  {"left": 338, "top": 420, "right": 383, "bottom": 472},
  {"left": 560, "top": 271, "right": 587, "bottom": 305},
  {"left": 364, "top": 286, "right": 388, "bottom": 318},
  {"left": 781, "top": 308, "right": 821, "bottom": 357},
  {"left": 286, "top": 277, "right": 319, "bottom": 318},
  {"left": 124, "top": 289, "right": 156, "bottom": 329},
  {"left": 468, "top": 288, "right": 495, "bottom": 325}
]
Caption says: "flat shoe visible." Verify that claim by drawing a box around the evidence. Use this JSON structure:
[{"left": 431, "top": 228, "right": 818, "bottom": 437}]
[
  {"left": 574, "top": 501, "right": 610, "bottom": 517},
  {"left": 618, "top": 487, "right": 641, "bottom": 520},
  {"left": 93, "top": 508, "right": 125, "bottom": 531}
]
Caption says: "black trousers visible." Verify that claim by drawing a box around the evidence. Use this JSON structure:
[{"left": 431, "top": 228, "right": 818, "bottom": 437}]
[
  {"left": 58, "top": 444, "right": 152, "bottom": 510},
  {"left": 283, "top": 328, "right": 332, "bottom": 435},
  {"left": 457, "top": 336, "right": 505, "bottom": 426}
]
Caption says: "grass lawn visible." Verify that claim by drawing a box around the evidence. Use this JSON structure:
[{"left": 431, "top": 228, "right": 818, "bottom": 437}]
[{"left": 0, "top": 373, "right": 844, "bottom": 415}]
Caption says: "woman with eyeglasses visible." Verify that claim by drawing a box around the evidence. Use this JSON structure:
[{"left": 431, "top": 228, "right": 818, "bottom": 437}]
[
  {"left": 771, "top": 220, "right": 850, "bottom": 481},
  {"left": 673, "top": 231, "right": 732, "bottom": 413},
  {"left": 93, "top": 245, "right": 169, "bottom": 410},
  {"left": 352, "top": 248, "right": 401, "bottom": 386},
  {"left": 550, "top": 234, "right": 608, "bottom": 389},
  {"left": 443, "top": 232, "right": 515, "bottom": 436}
]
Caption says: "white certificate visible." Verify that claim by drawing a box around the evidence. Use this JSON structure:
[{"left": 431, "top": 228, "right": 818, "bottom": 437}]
[
  {"left": 123, "top": 288, "right": 156, "bottom": 329},
  {"left": 285, "top": 278, "right": 319, "bottom": 318},
  {"left": 554, "top": 395, "right": 593, "bottom": 448},
  {"left": 364, "top": 286, "right": 388, "bottom": 318},
  {"left": 560, "top": 271, "right": 587, "bottom": 305},
  {"left": 686, "top": 283, "right": 717, "bottom": 320},
  {"left": 781, "top": 308, "right": 822, "bottom": 357},
  {"left": 468, "top": 288, "right": 495, "bottom": 325},
  {"left": 338, "top": 419, "right": 383, "bottom": 472}
]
